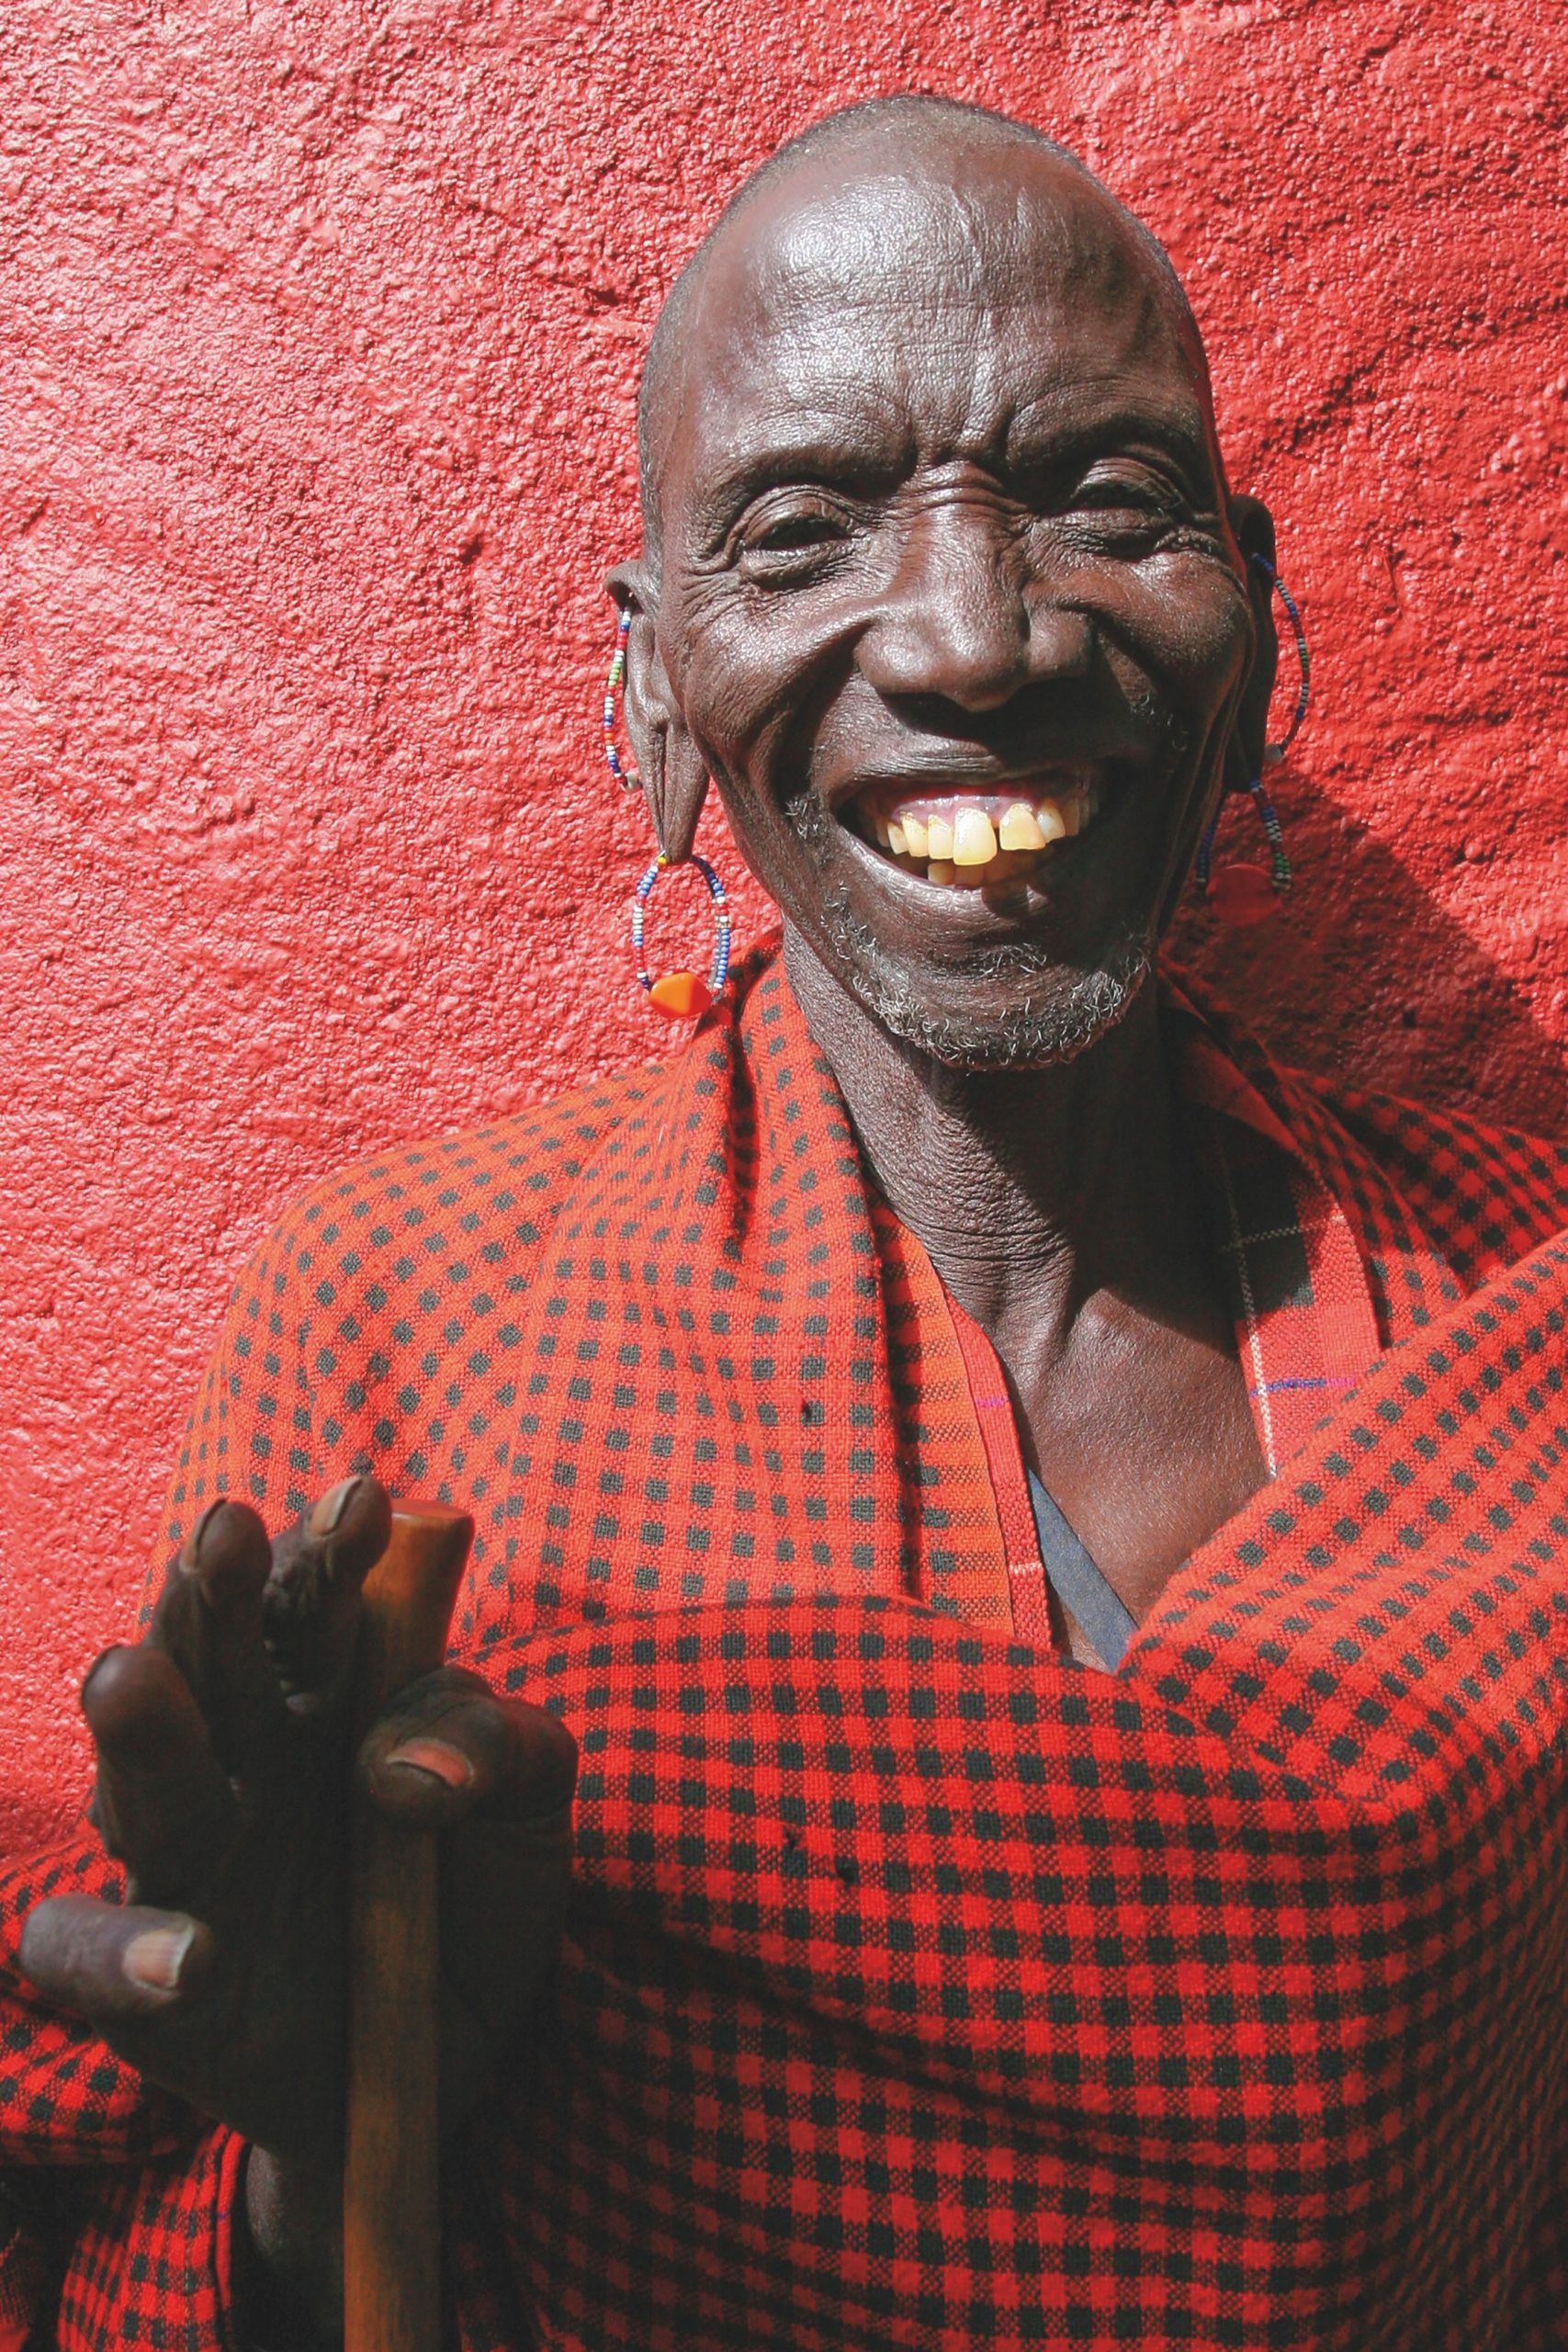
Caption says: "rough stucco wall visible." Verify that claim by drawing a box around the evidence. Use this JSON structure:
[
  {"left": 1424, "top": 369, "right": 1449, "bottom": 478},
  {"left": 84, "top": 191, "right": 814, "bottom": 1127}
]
[{"left": 2, "top": 0, "right": 1564, "bottom": 1844}]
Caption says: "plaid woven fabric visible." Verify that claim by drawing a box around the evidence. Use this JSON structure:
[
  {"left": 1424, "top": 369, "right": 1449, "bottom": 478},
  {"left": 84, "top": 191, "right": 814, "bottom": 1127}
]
[{"left": 3, "top": 937, "right": 1567, "bottom": 2349}]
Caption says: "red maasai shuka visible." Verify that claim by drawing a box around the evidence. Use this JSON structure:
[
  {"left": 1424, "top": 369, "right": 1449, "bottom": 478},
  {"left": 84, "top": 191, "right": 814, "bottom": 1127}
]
[{"left": 3, "top": 939, "right": 1568, "bottom": 2350}]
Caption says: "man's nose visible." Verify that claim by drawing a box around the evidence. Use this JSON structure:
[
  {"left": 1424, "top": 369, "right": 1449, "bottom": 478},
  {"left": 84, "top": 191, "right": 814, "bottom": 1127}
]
[{"left": 856, "top": 501, "right": 1092, "bottom": 713}]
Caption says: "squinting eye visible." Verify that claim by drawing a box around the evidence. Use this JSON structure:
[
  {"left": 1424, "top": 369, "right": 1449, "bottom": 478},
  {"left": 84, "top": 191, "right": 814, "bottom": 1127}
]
[
  {"left": 1069, "top": 472, "right": 1174, "bottom": 515},
  {"left": 735, "top": 495, "right": 853, "bottom": 574},
  {"left": 753, "top": 513, "right": 840, "bottom": 551}
]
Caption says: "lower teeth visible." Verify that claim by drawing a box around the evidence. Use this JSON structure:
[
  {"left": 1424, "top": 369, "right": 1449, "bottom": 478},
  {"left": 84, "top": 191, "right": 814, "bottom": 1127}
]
[{"left": 883, "top": 844, "right": 1058, "bottom": 888}]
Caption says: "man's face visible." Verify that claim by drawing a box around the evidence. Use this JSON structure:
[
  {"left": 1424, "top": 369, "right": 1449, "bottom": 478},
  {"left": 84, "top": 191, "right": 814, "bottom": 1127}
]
[{"left": 635, "top": 151, "right": 1258, "bottom": 1067}]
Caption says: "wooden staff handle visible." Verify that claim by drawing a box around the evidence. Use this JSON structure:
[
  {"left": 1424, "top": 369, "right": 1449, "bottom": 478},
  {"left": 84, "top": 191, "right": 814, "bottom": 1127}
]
[{"left": 344, "top": 1498, "right": 474, "bottom": 2352}]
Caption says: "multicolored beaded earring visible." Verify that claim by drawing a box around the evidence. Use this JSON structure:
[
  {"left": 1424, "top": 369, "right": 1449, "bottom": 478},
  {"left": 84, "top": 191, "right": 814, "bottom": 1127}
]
[
  {"left": 631, "top": 850, "right": 732, "bottom": 1020},
  {"left": 1197, "top": 553, "right": 1311, "bottom": 927},
  {"left": 604, "top": 606, "right": 734, "bottom": 1021}
]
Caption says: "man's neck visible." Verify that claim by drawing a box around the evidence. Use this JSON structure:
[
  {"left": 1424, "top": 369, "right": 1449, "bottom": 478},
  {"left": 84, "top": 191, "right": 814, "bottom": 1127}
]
[
  {"left": 781, "top": 928, "right": 1267, "bottom": 1633},
  {"left": 782, "top": 927, "right": 1207, "bottom": 1361}
]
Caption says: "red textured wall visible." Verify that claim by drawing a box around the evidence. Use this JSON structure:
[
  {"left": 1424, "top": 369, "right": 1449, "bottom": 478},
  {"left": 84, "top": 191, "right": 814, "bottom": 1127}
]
[{"left": 3, "top": 0, "right": 1564, "bottom": 1845}]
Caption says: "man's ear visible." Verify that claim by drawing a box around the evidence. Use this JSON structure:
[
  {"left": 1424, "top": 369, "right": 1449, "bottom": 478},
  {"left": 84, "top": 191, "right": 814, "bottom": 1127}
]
[
  {"left": 1224, "top": 496, "right": 1280, "bottom": 793},
  {"left": 604, "top": 562, "right": 710, "bottom": 863}
]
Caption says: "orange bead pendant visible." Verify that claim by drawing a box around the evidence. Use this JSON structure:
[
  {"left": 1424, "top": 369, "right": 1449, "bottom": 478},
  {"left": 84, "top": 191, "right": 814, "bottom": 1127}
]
[
  {"left": 648, "top": 969, "right": 713, "bottom": 1020},
  {"left": 631, "top": 851, "right": 730, "bottom": 1018}
]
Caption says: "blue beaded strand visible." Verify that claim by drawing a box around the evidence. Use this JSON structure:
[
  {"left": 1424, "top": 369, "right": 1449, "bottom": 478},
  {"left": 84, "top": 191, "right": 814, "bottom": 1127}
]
[
  {"left": 1197, "top": 555, "right": 1309, "bottom": 902},
  {"left": 631, "top": 851, "right": 732, "bottom": 1005},
  {"left": 1253, "top": 553, "right": 1311, "bottom": 761},
  {"left": 604, "top": 607, "right": 640, "bottom": 794},
  {"left": 1196, "top": 775, "right": 1292, "bottom": 896}
]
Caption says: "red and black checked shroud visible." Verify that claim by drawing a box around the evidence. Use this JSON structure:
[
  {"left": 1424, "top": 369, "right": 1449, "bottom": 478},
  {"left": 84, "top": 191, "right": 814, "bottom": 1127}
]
[{"left": 2, "top": 941, "right": 1567, "bottom": 2348}]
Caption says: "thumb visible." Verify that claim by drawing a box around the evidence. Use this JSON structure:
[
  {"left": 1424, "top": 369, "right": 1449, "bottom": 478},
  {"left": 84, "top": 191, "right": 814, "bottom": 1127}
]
[{"left": 20, "top": 1894, "right": 214, "bottom": 2023}]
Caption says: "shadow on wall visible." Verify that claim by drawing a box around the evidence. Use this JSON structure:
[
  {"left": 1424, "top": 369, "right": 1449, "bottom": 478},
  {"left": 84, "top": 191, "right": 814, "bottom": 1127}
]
[{"left": 1168, "top": 787, "right": 1566, "bottom": 1139}]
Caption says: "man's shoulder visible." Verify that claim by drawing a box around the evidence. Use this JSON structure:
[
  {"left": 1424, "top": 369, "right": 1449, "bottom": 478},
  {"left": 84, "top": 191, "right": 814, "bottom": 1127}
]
[
  {"left": 166, "top": 1054, "right": 695, "bottom": 1546},
  {"left": 1163, "top": 967, "right": 1568, "bottom": 1281},
  {"left": 1300, "top": 1068, "right": 1568, "bottom": 1278},
  {"left": 248, "top": 1054, "right": 677, "bottom": 1306}
]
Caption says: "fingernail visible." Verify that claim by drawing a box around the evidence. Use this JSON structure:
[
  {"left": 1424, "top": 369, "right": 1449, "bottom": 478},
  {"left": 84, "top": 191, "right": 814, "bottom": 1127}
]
[
  {"left": 385, "top": 1737, "right": 473, "bottom": 1791},
  {"left": 178, "top": 1498, "right": 229, "bottom": 1575},
  {"left": 310, "top": 1477, "right": 361, "bottom": 1539},
  {"left": 124, "top": 1926, "right": 195, "bottom": 1993}
]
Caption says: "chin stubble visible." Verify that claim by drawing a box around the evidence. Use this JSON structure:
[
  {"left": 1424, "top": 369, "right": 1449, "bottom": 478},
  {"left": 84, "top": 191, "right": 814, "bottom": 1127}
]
[
  {"left": 784, "top": 786, "right": 1156, "bottom": 1070},
  {"left": 828, "top": 904, "right": 1152, "bottom": 1068}
]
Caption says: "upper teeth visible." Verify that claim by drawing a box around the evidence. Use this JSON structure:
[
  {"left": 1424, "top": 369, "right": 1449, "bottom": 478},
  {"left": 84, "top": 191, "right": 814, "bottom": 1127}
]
[
  {"left": 998, "top": 802, "right": 1047, "bottom": 852},
  {"left": 857, "top": 784, "right": 1097, "bottom": 886},
  {"left": 953, "top": 807, "right": 997, "bottom": 865}
]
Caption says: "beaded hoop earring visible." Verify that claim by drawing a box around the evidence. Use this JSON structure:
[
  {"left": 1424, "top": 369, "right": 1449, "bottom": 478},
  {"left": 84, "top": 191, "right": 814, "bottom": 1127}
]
[
  {"left": 604, "top": 607, "right": 735, "bottom": 1019},
  {"left": 603, "top": 607, "right": 641, "bottom": 797},
  {"left": 1197, "top": 553, "right": 1311, "bottom": 927},
  {"left": 632, "top": 851, "right": 732, "bottom": 1020}
]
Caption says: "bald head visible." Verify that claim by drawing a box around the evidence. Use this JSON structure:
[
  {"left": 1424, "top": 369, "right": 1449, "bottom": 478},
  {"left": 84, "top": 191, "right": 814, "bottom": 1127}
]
[{"left": 637, "top": 96, "right": 1214, "bottom": 561}]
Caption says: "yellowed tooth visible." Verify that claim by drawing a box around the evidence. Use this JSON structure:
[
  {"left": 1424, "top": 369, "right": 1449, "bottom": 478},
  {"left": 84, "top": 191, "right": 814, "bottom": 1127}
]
[
  {"left": 874, "top": 813, "right": 892, "bottom": 849},
  {"left": 998, "top": 801, "right": 1047, "bottom": 853},
  {"left": 901, "top": 812, "right": 929, "bottom": 858},
  {"left": 926, "top": 859, "right": 955, "bottom": 885},
  {"left": 1035, "top": 797, "right": 1067, "bottom": 844},
  {"left": 886, "top": 820, "right": 908, "bottom": 855},
  {"left": 926, "top": 814, "right": 954, "bottom": 861},
  {"left": 952, "top": 807, "right": 998, "bottom": 866},
  {"left": 1061, "top": 791, "right": 1083, "bottom": 838}
]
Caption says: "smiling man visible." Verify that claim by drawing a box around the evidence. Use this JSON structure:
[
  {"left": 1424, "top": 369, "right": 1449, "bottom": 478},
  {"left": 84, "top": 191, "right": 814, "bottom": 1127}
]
[
  {"left": 5, "top": 95, "right": 1568, "bottom": 2352},
  {"left": 628, "top": 105, "right": 1243, "bottom": 1071}
]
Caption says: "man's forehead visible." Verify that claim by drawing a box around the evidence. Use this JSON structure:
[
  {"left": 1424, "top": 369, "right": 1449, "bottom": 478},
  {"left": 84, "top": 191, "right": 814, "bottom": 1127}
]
[
  {"left": 658, "top": 149, "right": 1209, "bottom": 492},
  {"left": 705, "top": 160, "right": 1161, "bottom": 334}
]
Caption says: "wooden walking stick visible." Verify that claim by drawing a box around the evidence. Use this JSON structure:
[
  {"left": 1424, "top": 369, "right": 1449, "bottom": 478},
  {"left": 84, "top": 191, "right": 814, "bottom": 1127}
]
[{"left": 344, "top": 1498, "right": 475, "bottom": 2352}]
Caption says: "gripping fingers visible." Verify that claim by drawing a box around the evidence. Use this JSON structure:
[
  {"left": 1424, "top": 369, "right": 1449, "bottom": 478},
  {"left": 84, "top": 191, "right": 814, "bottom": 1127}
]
[
  {"left": 83, "top": 1645, "right": 237, "bottom": 1905},
  {"left": 147, "top": 1498, "right": 285, "bottom": 1778},
  {"left": 359, "top": 1670, "right": 578, "bottom": 1832},
  {"left": 19, "top": 1894, "right": 213, "bottom": 2022},
  {"left": 262, "top": 1475, "right": 393, "bottom": 1712}
]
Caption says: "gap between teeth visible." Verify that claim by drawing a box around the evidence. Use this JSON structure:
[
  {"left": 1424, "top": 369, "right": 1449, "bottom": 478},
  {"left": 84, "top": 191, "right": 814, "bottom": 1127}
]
[{"left": 862, "top": 786, "right": 1098, "bottom": 886}]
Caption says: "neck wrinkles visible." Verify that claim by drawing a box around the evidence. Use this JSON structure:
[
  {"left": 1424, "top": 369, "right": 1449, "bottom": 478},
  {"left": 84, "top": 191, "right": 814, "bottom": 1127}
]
[{"left": 782, "top": 922, "right": 1206, "bottom": 1351}]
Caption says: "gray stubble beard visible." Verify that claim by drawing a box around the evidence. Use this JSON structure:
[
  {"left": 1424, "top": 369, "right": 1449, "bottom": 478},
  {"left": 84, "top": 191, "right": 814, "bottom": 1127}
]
[
  {"left": 823, "top": 899, "right": 1153, "bottom": 1069},
  {"left": 786, "top": 791, "right": 1156, "bottom": 1071}
]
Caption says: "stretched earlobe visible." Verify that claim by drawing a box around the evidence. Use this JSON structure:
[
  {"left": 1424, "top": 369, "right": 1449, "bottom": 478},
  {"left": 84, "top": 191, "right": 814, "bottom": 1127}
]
[
  {"left": 604, "top": 585, "right": 712, "bottom": 859},
  {"left": 650, "top": 726, "right": 711, "bottom": 864},
  {"left": 602, "top": 581, "right": 735, "bottom": 1023},
  {"left": 1197, "top": 546, "right": 1310, "bottom": 925},
  {"left": 1225, "top": 497, "right": 1280, "bottom": 793}
]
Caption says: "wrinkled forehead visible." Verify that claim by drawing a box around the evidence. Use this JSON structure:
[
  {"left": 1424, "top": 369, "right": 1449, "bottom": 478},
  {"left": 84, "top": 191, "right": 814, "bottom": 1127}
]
[{"left": 652, "top": 162, "right": 1217, "bottom": 524}]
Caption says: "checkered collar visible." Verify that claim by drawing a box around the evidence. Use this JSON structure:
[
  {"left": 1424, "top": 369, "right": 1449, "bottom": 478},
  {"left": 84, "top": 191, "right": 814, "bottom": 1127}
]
[{"left": 754, "top": 944, "right": 1456, "bottom": 1483}]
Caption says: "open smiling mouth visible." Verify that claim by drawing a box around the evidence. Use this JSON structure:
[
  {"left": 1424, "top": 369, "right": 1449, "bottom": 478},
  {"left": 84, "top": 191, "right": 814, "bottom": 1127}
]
[{"left": 845, "top": 777, "right": 1100, "bottom": 889}]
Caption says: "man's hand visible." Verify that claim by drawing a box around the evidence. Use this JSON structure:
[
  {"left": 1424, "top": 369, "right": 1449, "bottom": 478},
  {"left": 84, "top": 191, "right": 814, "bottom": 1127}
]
[{"left": 17, "top": 1480, "right": 576, "bottom": 2338}]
